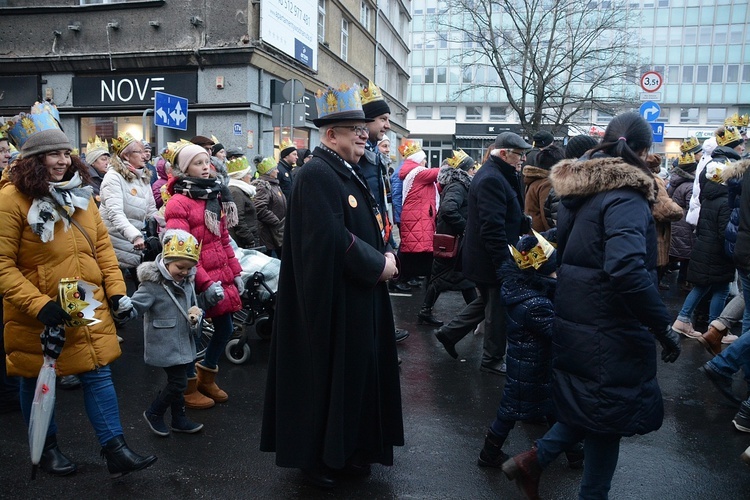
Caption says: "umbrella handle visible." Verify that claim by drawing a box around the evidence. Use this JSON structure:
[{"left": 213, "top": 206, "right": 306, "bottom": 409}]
[{"left": 31, "top": 464, "right": 38, "bottom": 480}]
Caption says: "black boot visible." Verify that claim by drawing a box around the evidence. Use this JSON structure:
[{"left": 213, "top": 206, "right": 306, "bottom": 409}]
[
  {"left": 101, "top": 435, "right": 157, "bottom": 478},
  {"left": 417, "top": 307, "right": 443, "bottom": 326},
  {"left": 143, "top": 397, "right": 171, "bottom": 437},
  {"left": 477, "top": 431, "right": 509, "bottom": 468},
  {"left": 171, "top": 398, "right": 204, "bottom": 434},
  {"left": 39, "top": 435, "right": 77, "bottom": 476}
]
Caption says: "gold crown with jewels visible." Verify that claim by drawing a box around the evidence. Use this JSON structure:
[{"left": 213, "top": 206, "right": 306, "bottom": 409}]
[
  {"left": 446, "top": 149, "right": 470, "bottom": 168},
  {"left": 679, "top": 136, "right": 702, "bottom": 154},
  {"left": 398, "top": 140, "right": 422, "bottom": 159},
  {"left": 86, "top": 135, "right": 109, "bottom": 156},
  {"left": 717, "top": 126, "right": 743, "bottom": 147},
  {"left": 508, "top": 230, "right": 556, "bottom": 271},
  {"left": 279, "top": 138, "right": 295, "bottom": 151},
  {"left": 163, "top": 232, "right": 201, "bottom": 263},
  {"left": 111, "top": 132, "right": 137, "bottom": 156},
  {"left": 678, "top": 152, "right": 696, "bottom": 166},
  {"left": 58, "top": 278, "right": 101, "bottom": 327},
  {"left": 161, "top": 139, "right": 192, "bottom": 166},
  {"left": 359, "top": 81, "right": 384, "bottom": 106},
  {"left": 725, "top": 113, "right": 749, "bottom": 128}
]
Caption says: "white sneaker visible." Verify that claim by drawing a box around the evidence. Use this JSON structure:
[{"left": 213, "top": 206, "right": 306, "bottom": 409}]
[
  {"left": 722, "top": 334, "right": 739, "bottom": 345},
  {"left": 672, "top": 320, "right": 701, "bottom": 339},
  {"left": 742, "top": 445, "right": 750, "bottom": 466}
]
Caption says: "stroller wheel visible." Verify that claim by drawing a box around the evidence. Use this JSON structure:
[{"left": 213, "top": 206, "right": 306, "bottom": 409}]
[
  {"left": 196, "top": 319, "right": 214, "bottom": 360},
  {"left": 255, "top": 316, "right": 272, "bottom": 340},
  {"left": 225, "top": 338, "right": 251, "bottom": 364}
]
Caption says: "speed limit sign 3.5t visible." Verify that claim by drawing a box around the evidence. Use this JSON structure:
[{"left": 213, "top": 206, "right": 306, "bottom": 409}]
[{"left": 641, "top": 71, "right": 663, "bottom": 93}]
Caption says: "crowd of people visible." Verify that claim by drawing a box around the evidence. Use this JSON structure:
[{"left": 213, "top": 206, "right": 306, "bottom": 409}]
[{"left": 0, "top": 94, "right": 749, "bottom": 498}]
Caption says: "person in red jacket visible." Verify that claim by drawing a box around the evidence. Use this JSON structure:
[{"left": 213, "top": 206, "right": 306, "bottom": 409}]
[{"left": 164, "top": 142, "right": 244, "bottom": 409}]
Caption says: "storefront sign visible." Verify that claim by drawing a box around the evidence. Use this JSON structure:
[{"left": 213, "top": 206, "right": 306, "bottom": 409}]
[
  {"left": 0, "top": 76, "right": 39, "bottom": 108},
  {"left": 72, "top": 72, "right": 198, "bottom": 107}
]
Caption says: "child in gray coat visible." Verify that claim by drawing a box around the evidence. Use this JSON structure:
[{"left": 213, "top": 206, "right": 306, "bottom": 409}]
[{"left": 130, "top": 229, "right": 224, "bottom": 436}]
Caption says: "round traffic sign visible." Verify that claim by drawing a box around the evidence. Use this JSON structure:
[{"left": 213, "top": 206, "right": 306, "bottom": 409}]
[{"left": 640, "top": 71, "right": 663, "bottom": 93}]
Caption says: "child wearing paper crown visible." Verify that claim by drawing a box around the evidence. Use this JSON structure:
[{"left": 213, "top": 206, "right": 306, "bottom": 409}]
[
  {"left": 477, "top": 229, "right": 584, "bottom": 470},
  {"left": 129, "top": 229, "right": 225, "bottom": 436}
]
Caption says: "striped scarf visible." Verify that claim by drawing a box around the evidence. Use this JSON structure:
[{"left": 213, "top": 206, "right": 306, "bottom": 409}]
[{"left": 172, "top": 177, "right": 238, "bottom": 235}]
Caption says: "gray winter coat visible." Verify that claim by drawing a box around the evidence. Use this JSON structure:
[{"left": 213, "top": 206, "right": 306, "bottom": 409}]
[{"left": 131, "top": 259, "right": 206, "bottom": 367}]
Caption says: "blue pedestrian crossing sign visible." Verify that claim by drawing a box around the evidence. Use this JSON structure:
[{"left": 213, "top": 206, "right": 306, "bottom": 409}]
[
  {"left": 651, "top": 122, "right": 664, "bottom": 143},
  {"left": 640, "top": 101, "right": 661, "bottom": 122},
  {"left": 154, "top": 91, "right": 188, "bottom": 131}
]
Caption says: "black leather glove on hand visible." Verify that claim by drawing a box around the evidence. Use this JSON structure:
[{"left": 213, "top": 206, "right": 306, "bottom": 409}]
[
  {"left": 653, "top": 326, "right": 681, "bottom": 363},
  {"left": 40, "top": 326, "right": 66, "bottom": 359},
  {"left": 37, "top": 301, "right": 72, "bottom": 328}
]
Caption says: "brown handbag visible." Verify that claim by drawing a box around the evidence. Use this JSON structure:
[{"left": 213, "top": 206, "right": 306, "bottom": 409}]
[{"left": 433, "top": 233, "right": 459, "bottom": 259}]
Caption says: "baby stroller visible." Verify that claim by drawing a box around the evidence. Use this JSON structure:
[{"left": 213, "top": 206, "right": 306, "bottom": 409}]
[{"left": 196, "top": 246, "right": 279, "bottom": 364}]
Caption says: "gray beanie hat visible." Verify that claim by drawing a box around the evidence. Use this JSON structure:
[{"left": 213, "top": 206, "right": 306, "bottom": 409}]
[{"left": 21, "top": 129, "right": 73, "bottom": 159}]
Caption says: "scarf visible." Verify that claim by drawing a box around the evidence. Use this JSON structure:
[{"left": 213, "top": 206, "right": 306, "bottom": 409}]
[
  {"left": 172, "top": 177, "right": 238, "bottom": 236},
  {"left": 228, "top": 178, "right": 257, "bottom": 198},
  {"left": 28, "top": 172, "right": 93, "bottom": 243}
]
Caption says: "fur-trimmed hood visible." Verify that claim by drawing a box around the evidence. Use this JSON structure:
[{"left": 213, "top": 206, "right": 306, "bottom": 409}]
[
  {"left": 550, "top": 156, "right": 656, "bottom": 203},
  {"left": 109, "top": 155, "right": 153, "bottom": 185},
  {"left": 136, "top": 258, "right": 196, "bottom": 285},
  {"left": 722, "top": 159, "right": 750, "bottom": 182},
  {"left": 522, "top": 165, "right": 550, "bottom": 183},
  {"left": 437, "top": 165, "right": 472, "bottom": 191}
]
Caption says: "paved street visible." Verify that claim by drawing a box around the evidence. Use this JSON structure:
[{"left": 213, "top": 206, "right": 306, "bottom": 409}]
[{"left": 1, "top": 271, "right": 750, "bottom": 499}]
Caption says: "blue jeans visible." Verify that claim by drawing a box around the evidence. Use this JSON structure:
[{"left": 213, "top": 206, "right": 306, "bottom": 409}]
[
  {"left": 677, "top": 282, "right": 730, "bottom": 325},
  {"left": 739, "top": 271, "right": 750, "bottom": 337},
  {"left": 201, "top": 313, "right": 234, "bottom": 370},
  {"left": 20, "top": 365, "right": 123, "bottom": 446},
  {"left": 707, "top": 328, "right": 750, "bottom": 384},
  {"left": 536, "top": 422, "right": 621, "bottom": 500}
]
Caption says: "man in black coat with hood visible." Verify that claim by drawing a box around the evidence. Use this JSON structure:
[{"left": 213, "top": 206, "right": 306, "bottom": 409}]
[
  {"left": 463, "top": 132, "right": 531, "bottom": 375},
  {"left": 260, "top": 84, "right": 404, "bottom": 488}
]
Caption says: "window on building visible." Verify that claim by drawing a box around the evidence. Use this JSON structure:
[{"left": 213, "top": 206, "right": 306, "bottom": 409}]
[
  {"left": 654, "top": 29, "right": 667, "bottom": 46},
  {"left": 413, "top": 33, "right": 424, "bottom": 49},
  {"left": 413, "top": 0, "right": 424, "bottom": 14},
  {"left": 696, "top": 65, "right": 708, "bottom": 83},
  {"left": 729, "top": 25, "right": 743, "bottom": 44},
  {"left": 699, "top": 26, "right": 712, "bottom": 44},
  {"left": 727, "top": 65, "right": 739, "bottom": 83},
  {"left": 667, "top": 65, "right": 680, "bottom": 82},
  {"left": 597, "top": 109, "right": 614, "bottom": 124},
  {"left": 714, "top": 25, "right": 727, "bottom": 44},
  {"left": 465, "top": 106, "right": 482, "bottom": 121},
  {"left": 360, "top": 1, "right": 371, "bottom": 30},
  {"left": 437, "top": 68, "right": 447, "bottom": 84},
  {"left": 425, "top": 68, "right": 435, "bottom": 83},
  {"left": 658, "top": 0, "right": 668, "bottom": 6},
  {"left": 657, "top": 107, "right": 669, "bottom": 122},
  {"left": 682, "top": 65, "right": 694, "bottom": 83},
  {"left": 707, "top": 108, "right": 727, "bottom": 123},
  {"left": 683, "top": 26, "right": 697, "bottom": 44},
  {"left": 669, "top": 27, "right": 682, "bottom": 45},
  {"left": 711, "top": 65, "right": 723, "bottom": 82},
  {"left": 489, "top": 106, "right": 507, "bottom": 120},
  {"left": 416, "top": 106, "right": 432, "bottom": 119},
  {"left": 318, "top": 0, "right": 326, "bottom": 43},
  {"left": 680, "top": 107, "right": 699, "bottom": 123},
  {"left": 341, "top": 19, "right": 349, "bottom": 61},
  {"left": 462, "top": 66, "right": 475, "bottom": 83},
  {"left": 411, "top": 68, "right": 424, "bottom": 84},
  {"left": 440, "top": 106, "right": 456, "bottom": 119},
  {"left": 743, "top": 65, "right": 750, "bottom": 83}
]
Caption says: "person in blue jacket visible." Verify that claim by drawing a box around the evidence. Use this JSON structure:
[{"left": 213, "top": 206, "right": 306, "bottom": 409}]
[{"left": 502, "top": 112, "right": 681, "bottom": 500}]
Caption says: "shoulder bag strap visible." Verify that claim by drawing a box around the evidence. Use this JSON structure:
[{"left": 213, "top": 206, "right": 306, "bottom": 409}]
[{"left": 161, "top": 283, "right": 192, "bottom": 323}]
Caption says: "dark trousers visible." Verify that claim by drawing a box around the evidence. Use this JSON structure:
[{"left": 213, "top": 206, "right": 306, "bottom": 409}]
[
  {"left": 158, "top": 363, "right": 190, "bottom": 404},
  {"left": 478, "top": 284, "right": 507, "bottom": 365},
  {"left": 422, "top": 285, "right": 476, "bottom": 310},
  {"left": 437, "top": 295, "right": 485, "bottom": 345}
]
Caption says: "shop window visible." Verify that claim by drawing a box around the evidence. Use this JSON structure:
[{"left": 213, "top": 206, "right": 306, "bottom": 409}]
[{"left": 707, "top": 108, "right": 726, "bottom": 124}]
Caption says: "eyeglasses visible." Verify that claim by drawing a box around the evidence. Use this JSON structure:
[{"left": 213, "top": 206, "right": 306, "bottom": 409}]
[
  {"left": 333, "top": 125, "right": 369, "bottom": 136},
  {"left": 506, "top": 149, "right": 527, "bottom": 157}
]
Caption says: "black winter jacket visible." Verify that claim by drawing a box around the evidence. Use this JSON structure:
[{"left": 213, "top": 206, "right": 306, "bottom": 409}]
[{"left": 667, "top": 168, "right": 695, "bottom": 260}]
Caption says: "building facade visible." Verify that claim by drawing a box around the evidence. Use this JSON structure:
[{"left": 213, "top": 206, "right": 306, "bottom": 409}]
[
  {"left": 407, "top": 0, "right": 750, "bottom": 165},
  {"left": 0, "top": 0, "right": 411, "bottom": 158}
]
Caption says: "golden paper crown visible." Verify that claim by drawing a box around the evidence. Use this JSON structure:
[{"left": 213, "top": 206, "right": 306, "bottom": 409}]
[
  {"left": 725, "top": 113, "right": 749, "bottom": 128},
  {"left": 211, "top": 135, "right": 221, "bottom": 145},
  {"left": 678, "top": 152, "right": 696, "bottom": 166},
  {"left": 111, "top": 132, "right": 137, "bottom": 156},
  {"left": 508, "top": 230, "right": 556, "bottom": 270},
  {"left": 717, "top": 126, "right": 743, "bottom": 147},
  {"left": 679, "top": 136, "right": 701, "bottom": 154},
  {"left": 398, "top": 140, "right": 422, "bottom": 159},
  {"left": 705, "top": 163, "right": 725, "bottom": 184},
  {"left": 226, "top": 155, "right": 250, "bottom": 175},
  {"left": 162, "top": 139, "right": 193, "bottom": 166},
  {"left": 446, "top": 149, "right": 470, "bottom": 168},
  {"left": 314, "top": 84, "right": 365, "bottom": 122},
  {"left": 58, "top": 278, "right": 102, "bottom": 327},
  {"left": 86, "top": 136, "right": 109, "bottom": 156},
  {"left": 359, "top": 80, "right": 384, "bottom": 106},
  {"left": 279, "top": 138, "right": 295, "bottom": 151},
  {"left": 163, "top": 232, "right": 201, "bottom": 262}
]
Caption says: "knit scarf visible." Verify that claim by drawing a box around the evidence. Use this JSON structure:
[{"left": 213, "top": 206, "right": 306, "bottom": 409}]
[
  {"left": 172, "top": 177, "right": 238, "bottom": 235},
  {"left": 28, "top": 172, "right": 93, "bottom": 243}
]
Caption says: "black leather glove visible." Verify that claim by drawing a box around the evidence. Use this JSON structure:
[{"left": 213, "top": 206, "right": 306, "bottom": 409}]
[
  {"left": 652, "top": 326, "right": 681, "bottom": 363},
  {"left": 36, "top": 301, "right": 72, "bottom": 328},
  {"left": 40, "top": 326, "right": 66, "bottom": 359}
]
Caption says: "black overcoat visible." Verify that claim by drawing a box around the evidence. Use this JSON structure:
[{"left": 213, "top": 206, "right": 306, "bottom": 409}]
[{"left": 260, "top": 146, "right": 404, "bottom": 470}]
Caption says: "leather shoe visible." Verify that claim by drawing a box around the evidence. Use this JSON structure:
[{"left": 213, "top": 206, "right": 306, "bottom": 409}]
[
  {"left": 395, "top": 328, "right": 410, "bottom": 343},
  {"left": 480, "top": 360, "right": 507, "bottom": 376},
  {"left": 301, "top": 467, "right": 336, "bottom": 488},
  {"left": 435, "top": 330, "right": 458, "bottom": 359},
  {"left": 407, "top": 278, "right": 423, "bottom": 287},
  {"left": 40, "top": 435, "right": 77, "bottom": 476},
  {"left": 700, "top": 365, "right": 741, "bottom": 405}
]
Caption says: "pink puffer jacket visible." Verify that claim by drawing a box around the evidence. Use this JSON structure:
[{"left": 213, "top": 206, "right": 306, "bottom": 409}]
[
  {"left": 164, "top": 193, "right": 243, "bottom": 318},
  {"left": 398, "top": 159, "right": 439, "bottom": 253}
]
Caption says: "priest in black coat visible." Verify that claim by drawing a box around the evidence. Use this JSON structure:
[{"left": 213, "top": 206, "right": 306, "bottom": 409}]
[{"left": 260, "top": 84, "right": 404, "bottom": 488}]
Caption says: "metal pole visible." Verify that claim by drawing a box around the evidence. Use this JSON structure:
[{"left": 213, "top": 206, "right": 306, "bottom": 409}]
[
  {"left": 142, "top": 108, "right": 153, "bottom": 142},
  {"left": 289, "top": 80, "right": 295, "bottom": 146}
]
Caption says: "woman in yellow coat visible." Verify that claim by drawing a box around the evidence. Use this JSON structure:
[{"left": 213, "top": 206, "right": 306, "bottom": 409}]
[{"left": 0, "top": 126, "right": 156, "bottom": 478}]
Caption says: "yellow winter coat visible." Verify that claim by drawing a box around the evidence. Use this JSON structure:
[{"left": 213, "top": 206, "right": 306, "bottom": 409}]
[{"left": 0, "top": 184, "right": 126, "bottom": 378}]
